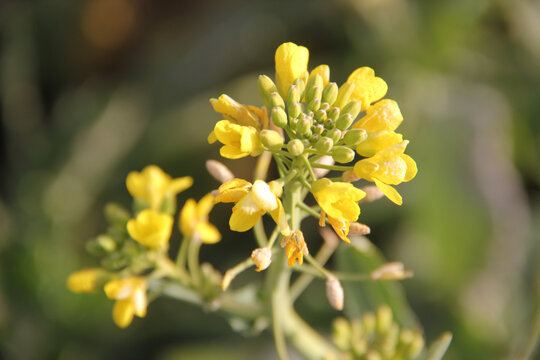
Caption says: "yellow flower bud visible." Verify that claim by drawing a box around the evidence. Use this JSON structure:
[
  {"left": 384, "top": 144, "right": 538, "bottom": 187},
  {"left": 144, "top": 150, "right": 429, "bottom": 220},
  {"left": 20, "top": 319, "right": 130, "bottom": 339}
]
[
  {"left": 275, "top": 42, "right": 309, "bottom": 97},
  {"left": 67, "top": 268, "right": 107, "bottom": 293}
]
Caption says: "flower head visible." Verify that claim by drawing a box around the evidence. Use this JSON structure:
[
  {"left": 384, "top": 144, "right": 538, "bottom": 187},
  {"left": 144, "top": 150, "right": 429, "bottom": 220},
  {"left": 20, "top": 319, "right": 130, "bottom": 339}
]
[
  {"left": 312, "top": 178, "right": 366, "bottom": 242},
  {"left": 127, "top": 209, "right": 173, "bottom": 248},
  {"left": 126, "top": 165, "right": 193, "bottom": 211},
  {"left": 104, "top": 277, "right": 147, "bottom": 328},
  {"left": 212, "top": 120, "right": 264, "bottom": 159},
  {"left": 180, "top": 194, "right": 221, "bottom": 244},
  {"left": 275, "top": 42, "right": 309, "bottom": 97},
  {"left": 353, "top": 141, "right": 417, "bottom": 205},
  {"left": 215, "top": 179, "right": 290, "bottom": 236},
  {"left": 281, "top": 230, "right": 309, "bottom": 266}
]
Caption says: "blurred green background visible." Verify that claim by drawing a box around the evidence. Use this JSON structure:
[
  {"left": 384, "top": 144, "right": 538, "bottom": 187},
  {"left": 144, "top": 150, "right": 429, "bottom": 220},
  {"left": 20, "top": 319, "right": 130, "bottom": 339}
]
[{"left": 1, "top": 0, "right": 540, "bottom": 359}]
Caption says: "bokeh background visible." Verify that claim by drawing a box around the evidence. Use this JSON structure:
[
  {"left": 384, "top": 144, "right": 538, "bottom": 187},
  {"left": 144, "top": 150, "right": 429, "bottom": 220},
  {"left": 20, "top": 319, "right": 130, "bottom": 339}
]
[{"left": 1, "top": 0, "right": 540, "bottom": 359}]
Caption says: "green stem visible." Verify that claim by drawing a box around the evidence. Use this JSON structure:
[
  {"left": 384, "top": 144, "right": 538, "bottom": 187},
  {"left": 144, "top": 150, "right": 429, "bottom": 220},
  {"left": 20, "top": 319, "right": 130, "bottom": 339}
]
[
  {"left": 253, "top": 221, "right": 268, "bottom": 247},
  {"left": 187, "top": 238, "right": 202, "bottom": 288},
  {"left": 297, "top": 202, "right": 321, "bottom": 219},
  {"left": 267, "top": 226, "right": 280, "bottom": 249},
  {"left": 274, "top": 154, "right": 288, "bottom": 178},
  {"left": 175, "top": 237, "right": 191, "bottom": 281},
  {"left": 301, "top": 154, "right": 317, "bottom": 181},
  {"left": 309, "top": 163, "right": 353, "bottom": 172}
]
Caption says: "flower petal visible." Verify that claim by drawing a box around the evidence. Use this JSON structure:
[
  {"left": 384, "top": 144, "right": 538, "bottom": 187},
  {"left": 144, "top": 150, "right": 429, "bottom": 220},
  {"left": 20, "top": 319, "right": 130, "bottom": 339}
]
[{"left": 373, "top": 178, "right": 402, "bottom": 206}]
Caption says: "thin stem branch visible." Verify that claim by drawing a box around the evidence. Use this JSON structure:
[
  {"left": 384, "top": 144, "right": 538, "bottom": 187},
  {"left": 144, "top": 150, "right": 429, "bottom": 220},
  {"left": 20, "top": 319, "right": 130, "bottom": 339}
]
[
  {"left": 297, "top": 202, "right": 321, "bottom": 219},
  {"left": 301, "top": 154, "right": 316, "bottom": 181},
  {"left": 253, "top": 221, "right": 268, "bottom": 247},
  {"left": 187, "top": 238, "right": 202, "bottom": 288},
  {"left": 309, "top": 163, "right": 354, "bottom": 172}
]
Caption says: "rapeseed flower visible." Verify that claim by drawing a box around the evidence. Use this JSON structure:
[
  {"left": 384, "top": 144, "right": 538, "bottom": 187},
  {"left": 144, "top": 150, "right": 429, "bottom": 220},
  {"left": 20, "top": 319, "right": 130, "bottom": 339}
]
[
  {"left": 127, "top": 209, "right": 174, "bottom": 248},
  {"left": 212, "top": 120, "right": 264, "bottom": 159},
  {"left": 214, "top": 179, "right": 290, "bottom": 235},
  {"left": 126, "top": 165, "right": 193, "bottom": 211},
  {"left": 104, "top": 276, "right": 147, "bottom": 328},
  {"left": 281, "top": 230, "right": 308, "bottom": 266},
  {"left": 179, "top": 194, "right": 221, "bottom": 244},
  {"left": 353, "top": 141, "right": 417, "bottom": 205}
]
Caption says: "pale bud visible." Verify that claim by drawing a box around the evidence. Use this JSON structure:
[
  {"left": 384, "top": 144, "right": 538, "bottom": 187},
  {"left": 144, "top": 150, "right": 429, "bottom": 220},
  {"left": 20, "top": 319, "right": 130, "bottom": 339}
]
[
  {"left": 251, "top": 247, "right": 272, "bottom": 272},
  {"left": 287, "top": 139, "right": 304, "bottom": 156},
  {"left": 326, "top": 275, "right": 344, "bottom": 311},
  {"left": 206, "top": 160, "right": 234, "bottom": 183},
  {"left": 370, "top": 262, "right": 413, "bottom": 281},
  {"left": 349, "top": 222, "right": 371, "bottom": 235},
  {"left": 359, "top": 185, "right": 384, "bottom": 202}
]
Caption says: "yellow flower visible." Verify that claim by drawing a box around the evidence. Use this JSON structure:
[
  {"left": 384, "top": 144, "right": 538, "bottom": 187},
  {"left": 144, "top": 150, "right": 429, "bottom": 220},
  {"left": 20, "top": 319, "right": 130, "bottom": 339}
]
[
  {"left": 126, "top": 165, "right": 193, "bottom": 211},
  {"left": 346, "top": 67, "right": 388, "bottom": 110},
  {"left": 208, "top": 94, "right": 268, "bottom": 143},
  {"left": 280, "top": 230, "right": 308, "bottom": 266},
  {"left": 215, "top": 178, "right": 290, "bottom": 235},
  {"left": 353, "top": 141, "right": 417, "bottom": 206},
  {"left": 312, "top": 178, "right": 366, "bottom": 243},
  {"left": 104, "top": 277, "right": 147, "bottom": 328},
  {"left": 355, "top": 130, "right": 403, "bottom": 157},
  {"left": 352, "top": 99, "right": 403, "bottom": 133},
  {"left": 180, "top": 194, "right": 221, "bottom": 244},
  {"left": 275, "top": 42, "right": 309, "bottom": 97},
  {"left": 67, "top": 268, "right": 108, "bottom": 293},
  {"left": 213, "top": 120, "right": 264, "bottom": 159},
  {"left": 127, "top": 209, "right": 173, "bottom": 248}
]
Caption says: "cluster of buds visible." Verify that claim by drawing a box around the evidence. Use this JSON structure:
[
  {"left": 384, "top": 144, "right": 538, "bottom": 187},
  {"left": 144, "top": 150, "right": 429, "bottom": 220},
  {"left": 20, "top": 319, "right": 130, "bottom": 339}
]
[{"left": 330, "top": 306, "right": 425, "bottom": 360}]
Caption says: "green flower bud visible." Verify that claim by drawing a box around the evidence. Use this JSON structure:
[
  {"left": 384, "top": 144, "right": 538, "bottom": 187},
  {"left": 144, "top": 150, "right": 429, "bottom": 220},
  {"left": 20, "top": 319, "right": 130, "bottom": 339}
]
[
  {"left": 269, "top": 91, "right": 285, "bottom": 109},
  {"left": 352, "top": 338, "right": 368, "bottom": 357},
  {"left": 381, "top": 323, "right": 399, "bottom": 358},
  {"left": 342, "top": 100, "right": 362, "bottom": 121},
  {"left": 258, "top": 75, "right": 278, "bottom": 108},
  {"left": 334, "top": 81, "right": 355, "bottom": 109},
  {"left": 315, "top": 136, "right": 334, "bottom": 153},
  {"left": 376, "top": 305, "right": 393, "bottom": 334},
  {"left": 290, "top": 117, "right": 299, "bottom": 131},
  {"left": 336, "top": 113, "right": 354, "bottom": 130},
  {"left": 324, "top": 118, "right": 334, "bottom": 129},
  {"left": 296, "top": 116, "right": 313, "bottom": 135},
  {"left": 332, "top": 317, "right": 352, "bottom": 351},
  {"left": 406, "top": 332, "right": 425, "bottom": 359},
  {"left": 271, "top": 107, "right": 288, "bottom": 128},
  {"left": 260, "top": 130, "right": 284, "bottom": 151},
  {"left": 308, "top": 98, "right": 321, "bottom": 112},
  {"left": 313, "top": 124, "right": 324, "bottom": 135},
  {"left": 105, "top": 203, "right": 130, "bottom": 227},
  {"left": 287, "top": 139, "right": 304, "bottom": 156},
  {"left": 315, "top": 109, "right": 327, "bottom": 122},
  {"left": 327, "top": 107, "right": 340, "bottom": 121},
  {"left": 306, "top": 85, "right": 322, "bottom": 104},
  {"left": 306, "top": 74, "right": 323, "bottom": 99},
  {"left": 288, "top": 101, "right": 303, "bottom": 120},
  {"left": 286, "top": 84, "right": 301, "bottom": 107},
  {"left": 322, "top": 82, "right": 339, "bottom": 105},
  {"left": 310, "top": 133, "right": 321, "bottom": 144},
  {"left": 86, "top": 234, "right": 117, "bottom": 256},
  {"left": 292, "top": 78, "right": 306, "bottom": 99},
  {"left": 343, "top": 129, "right": 367, "bottom": 146},
  {"left": 332, "top": 146, "right": 355, "bottom": 163},
  {"left": 362, "top": 312, "right": 377, "bottom": 335},
  {"left": 327, "top": 128, "right": 342, "bottom": 143},
  {"left": 320, "top": 102, "right": 330, "bottom": 111}
]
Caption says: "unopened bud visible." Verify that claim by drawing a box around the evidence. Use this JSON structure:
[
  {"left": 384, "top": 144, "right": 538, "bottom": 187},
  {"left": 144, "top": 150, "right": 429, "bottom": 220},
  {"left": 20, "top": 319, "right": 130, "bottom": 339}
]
[
  {"left": 206, "top": 160, "right": 234, "bottom": 183},
  {"left": 349, "top": 222, "right": 371, "bottom": 235},
  {"left": 332, "top": 146, "right": 355, "bottom": 163},
  {"left": 287, "top": 139, "right": 304, "bottom": 156},
  {"left": 292, "top": 78, "right": 306, "bottom": 98},
  {"left": 288, "top": 101, "right": 303, "bottom": 121},
  {"left": 343, "top": 129, "right": 368, "bottom": 146},
  {"left": 371, "top": 262, "right": 413, "bottom": 281},
  {"left": 332, "top": 317, "right": 351, "bottom": 351},
  {"left": 260, "top": 130, "right": 284, "bottom": 151},
  {"left": 334, "top": 81, "right": 355, "bottom": 109},
  {"left": 342, "top": 101, "right": 363, "bottom": 121},
  {"left": 269, "top": 92, "right": 285, "bottom": 109},
  {"left": 327, "top": 107, "right": 340, "bottom": 121},
  {"left": 381, "top": 323, "right": 399, "bottom": 358},
  {"left": 322, "top": 82, "right": 339, "bottom": 105},
  {"left": 326, "top": 275, "right": 344, "bottom": 310},
  {"left": 105, "top": 203, "right": 130, "bottom": 227},
  {"left": 314, "top": 109, "right": 327, "bottom": 122},
  {"left": 313, "top": 124, "right": 325, "bottom": 135},
  {"left": 313, "top": 155, "right": 335, "bottom": 178},
  {"left": 407, "top": 332, "right": 425, "bottom": 358},
  {"left": 251, "top": 247, "right": 272, "bottom": 272},
  {"left": 320, "top": 102, "right": 330, "bottom": 111},
  {"left": 360, "top": 185, "right": 384, "bottom": 202},
  {"left": 86, "top": 235, "right": 116, "bottom": 256},
  {"left": 342, "top": 170, "right": 360, "bottom": 182},
  {"left": 296, "top": 116, "right": 313, "bottom": 135},
  {"left": 67, "top": 268, "right": 108, "bottom": 293},
  {"left": 306, "top": 74, "right": 323, "bottom": 102},
  {"left": 286, "top": 84, "right": 301, "bottom": 106},
  {"left": 308, "top": 97, "right": 321, "bottom": 112},
  {"left": 336, "top": 113, "right": 354, "bottom": 131},
  {"left": 376, "top": 305, "right": 393, "bottom": 334},
  {"left": 271, "top": 107, "right": 288, "bottom": 128},
  {"left": 315, "top": 136, "right": 334, "bottom": 153},
  {"left": 258, "top": 75, "right": 278, "bottom": 108},
  {"left": 362, "top": 312, "right": 376, "bottom": 335},
  {"left": 327, "top": 128, "right": 342, "bottom": 143},
  {"left": 310, "top": 64, "right": 330, "bottom": 85}
]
